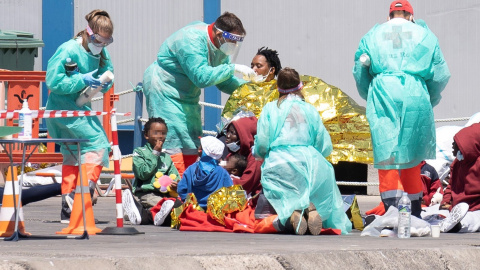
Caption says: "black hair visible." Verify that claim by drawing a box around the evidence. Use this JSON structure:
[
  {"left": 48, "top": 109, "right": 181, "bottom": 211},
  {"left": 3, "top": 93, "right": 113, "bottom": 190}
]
[
  {"left": 389, "top": 10, "right": 412, "bottom": 19},
  {"left": 215, "top": 12, "right": 246, "bottom": 35},
  {"left": 144, "top": 117, "right": 167, "bottom": 135},
  {"left": 256, "top": 47, "right": 282, "bottom": 76},
  {"left": 230, "top": 153, "right": 247, "bottom": 176}
]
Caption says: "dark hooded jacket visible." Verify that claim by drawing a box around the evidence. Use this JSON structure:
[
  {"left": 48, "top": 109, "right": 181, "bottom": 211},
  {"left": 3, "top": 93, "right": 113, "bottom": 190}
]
[
  {"left": 228, "top": 117, "right": 263, "bottom": 196},
  {"left": 442, "top": 123, "right": 480, "bottom": 211}
]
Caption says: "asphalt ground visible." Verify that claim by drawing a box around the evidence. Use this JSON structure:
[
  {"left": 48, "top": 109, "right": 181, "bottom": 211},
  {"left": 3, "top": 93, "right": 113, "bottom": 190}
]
[{"left": 1, "top": 195, "right": 480, "bottom": 270}]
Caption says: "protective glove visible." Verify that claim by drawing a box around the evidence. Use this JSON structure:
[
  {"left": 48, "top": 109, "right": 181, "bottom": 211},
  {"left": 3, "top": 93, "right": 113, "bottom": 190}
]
[
  {"left": 234, "top": 64, "right": 256, "bottom": 81},
  {"left": 101, "top": 80, "right": 113, "bottom": 90},
  {"left": 429, "top": 187, "right": 443, "bottom": 206},
  {"left": 81, "top": 69, "right": 101, "bottom": 88}
]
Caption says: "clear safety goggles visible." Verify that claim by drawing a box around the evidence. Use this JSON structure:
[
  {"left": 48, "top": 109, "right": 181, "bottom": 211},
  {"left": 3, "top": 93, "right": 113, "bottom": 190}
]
[
  {"left": 215, "top": 25, "right": 244, "bottom": 62},
  {"left": 86, "top": 25, "right": 113, "bottom": 47}
]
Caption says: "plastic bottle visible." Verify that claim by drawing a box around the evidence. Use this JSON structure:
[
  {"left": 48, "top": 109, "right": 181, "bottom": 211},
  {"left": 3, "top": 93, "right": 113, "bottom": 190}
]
[
  {"left": 18, "top": 99, "right": 32, "bottom": 140},
  {"left": 76, "top": 70, "right": 114, "bottom": 107},
  {"left": 397, "top": 192, "right": 411, "bottom": 238},
  {"left": 65, "top": 58, "right": 78, "bottom": 76},
  {"left": 359, "top": 53, "right": 371, "bottom": 67}
]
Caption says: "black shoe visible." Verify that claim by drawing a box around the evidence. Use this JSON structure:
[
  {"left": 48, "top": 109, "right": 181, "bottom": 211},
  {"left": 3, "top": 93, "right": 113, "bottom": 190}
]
[{"left": 364, "top": 215, "right": 376, "bottom": 227}]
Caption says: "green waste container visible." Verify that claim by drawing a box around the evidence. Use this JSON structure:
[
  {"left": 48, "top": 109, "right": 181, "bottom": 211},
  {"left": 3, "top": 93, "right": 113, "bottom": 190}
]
[{"left": 0, "top": 30, "right": 44, "bottom": 71}]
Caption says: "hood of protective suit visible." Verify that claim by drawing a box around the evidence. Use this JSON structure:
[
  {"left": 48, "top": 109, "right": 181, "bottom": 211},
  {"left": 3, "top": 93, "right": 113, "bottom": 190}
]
[
  {"left": 454, "top": 123, "right": 480, "bottom": 162},
  {"left": 229, "top": 116, "right": 258, "bottom": 157}
]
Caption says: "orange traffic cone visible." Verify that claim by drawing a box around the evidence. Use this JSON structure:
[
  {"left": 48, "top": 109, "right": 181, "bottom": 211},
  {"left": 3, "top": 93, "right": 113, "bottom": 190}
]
[
  {"left": 56, "top": 165, "right": 102, "bottom": 235},
  {"left": 0, "top": 166, "right": 30, "bottom": 237}
]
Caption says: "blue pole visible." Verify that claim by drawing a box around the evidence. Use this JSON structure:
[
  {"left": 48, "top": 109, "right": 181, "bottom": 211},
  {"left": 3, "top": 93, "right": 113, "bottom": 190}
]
[
  {"left": 41, "top": 0, "right": 74, "bottom": 129},
  {"left": 203, "top": 0, "right": 221, "bottom": 133}
]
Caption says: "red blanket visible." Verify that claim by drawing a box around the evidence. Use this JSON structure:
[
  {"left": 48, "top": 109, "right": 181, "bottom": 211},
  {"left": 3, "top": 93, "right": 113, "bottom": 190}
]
[{"left": 179, "top": 204, "right": 342, "bottom": 235}]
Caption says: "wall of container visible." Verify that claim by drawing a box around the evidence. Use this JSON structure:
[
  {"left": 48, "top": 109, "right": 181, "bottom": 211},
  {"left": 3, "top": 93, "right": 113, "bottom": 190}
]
[{"left": 1, "top": 0, "right": 479, "bottom": 131}]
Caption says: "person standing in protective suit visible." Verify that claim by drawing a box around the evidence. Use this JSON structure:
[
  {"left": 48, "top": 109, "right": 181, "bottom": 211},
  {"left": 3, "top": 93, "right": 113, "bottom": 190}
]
[
  {"left": 352, "top": 0, "right": 450, "bottom": 218},
  {"left": 46, "top": 10, "right": 114, "bottom": 223},
  {"left": 143, "top": 12, "right": 255, "bottom": 177}
]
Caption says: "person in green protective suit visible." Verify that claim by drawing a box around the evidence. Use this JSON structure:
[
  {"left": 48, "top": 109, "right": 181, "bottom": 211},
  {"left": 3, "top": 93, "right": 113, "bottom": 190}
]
[
  {"left": 253, "top": 68, "right": 352, "bottom": 235},
  {"left": 46, "top": 9, "right": 114, "bottom": 223},
  {"left": 352, "top": 0, "right": 450, "bottom": 218},
  {"left": 143, "top": 12, "right": 255, "bottom": 176}
]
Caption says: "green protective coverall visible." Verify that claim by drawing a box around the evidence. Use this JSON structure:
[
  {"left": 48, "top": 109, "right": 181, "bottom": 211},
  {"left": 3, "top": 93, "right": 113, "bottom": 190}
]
[
  {"left": 352, "top": 18, "right": 450, "bottom": 170},
  {"left": 254, "top": 95, "right": 352, "bottom": 234},
  {"left": 46, "top": 38, "right": 113, "bottom": 166},
  {"left": 143, "top": 21, "right": 245, "bottom": 154}
]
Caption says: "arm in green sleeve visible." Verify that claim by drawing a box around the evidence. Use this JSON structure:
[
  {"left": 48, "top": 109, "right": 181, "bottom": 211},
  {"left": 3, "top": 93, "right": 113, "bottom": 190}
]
[
  {"left": 352, "top": 38, "right": 373, "bottom": 101},
  {"left": 176, "top": 34, "right": 236, "bottom": 89},
  {"left": 216, "top": 72, "right": 247, "bottom": 95},
  {"left": 311, "top": 106, "right": 333, "bottom": 157},
  {"left": 46, "top": 46, "right": 87, "bottom": 95},
  {"left": 425, "top": 43, "right": 450, "bottom": 107},
  {"left": 254, "top": 104, "right": 272, "bottom": 159}
]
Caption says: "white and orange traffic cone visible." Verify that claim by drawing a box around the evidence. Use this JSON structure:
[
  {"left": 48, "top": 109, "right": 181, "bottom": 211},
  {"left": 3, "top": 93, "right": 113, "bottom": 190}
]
[{"left": 0, "top": 166, "right": 30, "bottom": 237}]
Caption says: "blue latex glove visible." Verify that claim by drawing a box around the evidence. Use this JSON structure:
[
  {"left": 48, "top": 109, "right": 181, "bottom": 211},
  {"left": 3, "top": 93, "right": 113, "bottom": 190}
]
[
  {"left": 81, "top": 69, "right": 101, "bottom": 88},
  {"left": 101, "top": 80, "right": 113, "bottom": 90}
]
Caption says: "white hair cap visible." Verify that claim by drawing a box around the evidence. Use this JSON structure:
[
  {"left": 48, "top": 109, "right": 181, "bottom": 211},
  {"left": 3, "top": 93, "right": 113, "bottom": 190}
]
[{"left": 200, "top": 136, "right": 225, "bottom": 160}]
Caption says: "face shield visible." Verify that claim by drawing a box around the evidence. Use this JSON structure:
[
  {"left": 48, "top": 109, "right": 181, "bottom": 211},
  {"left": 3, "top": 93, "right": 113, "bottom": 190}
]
[
  {"left": 86, "top": 25, "right": 113, "bottom": 47},
  {"left": 215, "top": 25, "right": 244, "bottom": 62}
]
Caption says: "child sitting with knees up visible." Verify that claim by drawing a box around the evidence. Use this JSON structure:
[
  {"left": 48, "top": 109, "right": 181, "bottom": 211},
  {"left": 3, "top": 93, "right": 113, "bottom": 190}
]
[
  {"left": 224, "top": 153, "right": 248, "bottom": 182},
  {"left": 122, "top": 117, "right": 180, "bottom": 226}
]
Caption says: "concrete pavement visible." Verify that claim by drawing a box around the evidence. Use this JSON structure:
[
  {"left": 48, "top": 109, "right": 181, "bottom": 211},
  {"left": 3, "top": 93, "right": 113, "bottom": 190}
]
[{"left": 1, "top": 195, "right": 480, "bottom": 270}]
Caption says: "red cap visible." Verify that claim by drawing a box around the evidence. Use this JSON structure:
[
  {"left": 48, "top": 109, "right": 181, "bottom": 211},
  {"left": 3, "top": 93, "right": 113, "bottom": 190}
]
[{"left": 389, "top": 0, "right": 414, "bottom": 15}]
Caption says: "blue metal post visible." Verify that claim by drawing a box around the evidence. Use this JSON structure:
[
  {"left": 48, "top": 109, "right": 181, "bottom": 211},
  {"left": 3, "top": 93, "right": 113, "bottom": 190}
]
[
  {"left": 41, "top": 0, "right": 74, "bottom": 129},
  {"left": 203, "top": 0, "right": 221, "bottom": 133},
  {"left": 133, "top": 91, "right": 144, "bottom": 150}
]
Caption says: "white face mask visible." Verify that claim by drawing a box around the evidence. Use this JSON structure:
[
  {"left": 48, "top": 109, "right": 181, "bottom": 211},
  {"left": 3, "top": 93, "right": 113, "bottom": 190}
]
[
  {"left": 88, "top": 43, "right": 103, "bottom": 55},
  {"left": 251, "top": 67, "right": 273, "bottom": 83},
  {"left": 226, "top": 141, "right": 240, "bottom": 152},
  {"left": 218, "top": 37, "right": 237, "bottom": 55}
]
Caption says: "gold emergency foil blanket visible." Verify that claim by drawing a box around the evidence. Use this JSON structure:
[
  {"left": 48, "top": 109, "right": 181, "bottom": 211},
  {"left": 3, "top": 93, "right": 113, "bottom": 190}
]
[
  {"left": 170, "top": 193, "right": 204, "bottom": 229},
  {"left": 222, "top": 75, "right": 373, "bottom": 164},
  {"left": 206, "top": 185, "right": 247, "bottom": 226}
]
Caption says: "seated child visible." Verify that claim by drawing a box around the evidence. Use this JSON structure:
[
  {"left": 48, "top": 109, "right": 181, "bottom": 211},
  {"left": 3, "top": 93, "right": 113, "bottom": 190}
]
[
  {"left": 438, "top": 123, "right": 480, "bottom": 233},
  {"left": 224, "top": 153, "right": 248, "bottom": 181},
  {"left": 177, "top": 136, "right": 233, "bottom": 209},
  {"left": 122, "top": 117, "right": 180, "bottom": 225}
]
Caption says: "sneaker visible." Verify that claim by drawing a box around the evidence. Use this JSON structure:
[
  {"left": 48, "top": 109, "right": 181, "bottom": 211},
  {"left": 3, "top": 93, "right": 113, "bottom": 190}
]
[
  {"left": 89, "top": 180, "right": 98, "bottom": 206},
  {"left": 287, "top": 210, "right": 308, "bottom": 235},
  {"left": 306, "top": 203, "right": 322, "bottom": 235},
  {"left": 154, "top": 200, "right": 175, "bottom": 226},
  {"left": 122, "top": 189, "right": 141, "bottom": 225},
  {"left": 60, "top": 194, "right": 72, "bottom": 224},
  {"left": 65, "top": 193, "right": 74, "bottom": 211},
  {"left": 440, "top": 202, "right": 469, "bottom": 233},
  {"left": 380, "top": 227, "right": 395, "bottom": 237}
]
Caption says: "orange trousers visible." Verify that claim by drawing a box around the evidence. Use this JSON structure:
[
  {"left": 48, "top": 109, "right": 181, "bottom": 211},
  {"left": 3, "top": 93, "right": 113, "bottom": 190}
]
[
  {"left": 61, "top": 164, "right": 102, "bottom": 195},
  {"left": 378, "top": 163, "right": 423, "bottom": 195}
]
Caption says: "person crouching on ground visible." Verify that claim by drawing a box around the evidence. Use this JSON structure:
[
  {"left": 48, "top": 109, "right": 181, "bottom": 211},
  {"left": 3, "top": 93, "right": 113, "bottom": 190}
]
[{"left": 253, "top": 67, "right": 352, "bottom": 235}]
